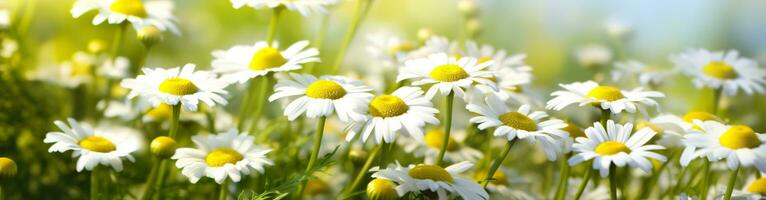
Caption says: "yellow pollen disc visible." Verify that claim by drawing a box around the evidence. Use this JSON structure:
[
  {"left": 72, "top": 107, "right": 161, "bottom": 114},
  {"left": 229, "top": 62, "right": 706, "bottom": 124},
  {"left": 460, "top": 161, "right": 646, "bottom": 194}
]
[
  {"left": 473, "top": 169, "right": 508, "bottom": 186},
  {"left": 637, "top": 121, "right": 664, "bottom": 134},
  {"left": 478, "top": 56, "right": 493, "bottom": 63},
  {"left": 562, "top": 122, "right": 586, "bottom": 139},
  {"left": 110, "top": 0, "right": 148, "bottom": 17},
  {"left": 747, "top": 178, "right": 766, "bottom": 195},
  {"left": 79, "top": 136, "right": 117, "bottom": 153},
  {"left": 0, "top": 157, "right": 17, "bottom": 177},
  {"left": 388, "top": 42, "right": 415, "bottom": 54},
  {"left": 587, "top": 86, "right": 625, "bottom": 102},
  {"left": 719, "top": 125, "right": 762, "bottom": 149},
  {"left": 367, "top": 178, "right": 398, "bottom": 200},
  {"left": 703, "top": 61, "right": 738, "bottom": 80},
  {"left": 595, "top": 141, "right": 631, "bottom": 155},
  {"left": 248, "top": 47, "right": 287, "bottom": 71},
  {"left": 305, "top": 80, "right": 347, "bottom": 99},
  {"left": 499, "top": 112, "right": 538, "bottom": 131},
  {"left": 368, "top": 95, "right": 409, "bottom": 117},
  {"left": 159, "top": 78, "right": 199, "bottom": 96},
  {"left": 408, "top": 164, "right": 454, "bottom": 183},
  {"left": 429, "top": 64, "right": 469, "bottom": 82},
  {"left": 424, "top": 129, "right": 459, "bottom": 151},
  {"left": 145, "top": 103, "right": 172, "bottom": 121},
  {"left": 205, "top": 148, "right": 243, "bottom": 167},
  {"left": 682, "top": 111, "right": 721, "bottom": 123},
  {"left": 305, "top": 179, "right": 331, "bottom": 196}
]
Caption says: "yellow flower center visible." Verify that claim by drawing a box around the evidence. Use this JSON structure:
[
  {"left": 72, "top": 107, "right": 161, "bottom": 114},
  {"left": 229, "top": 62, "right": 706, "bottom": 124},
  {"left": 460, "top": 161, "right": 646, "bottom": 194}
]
[
  {"left": 682, "top": 111, "right": 721, "bottom": 123},
  {"left": 79, "top": 136, "right": 117, "bottom": 153},
  {"left": 305, "top": 179, "right": 331, "bottom": 196},
  {"left": 368, "top": 95, "right": 409, "bottom": 118},
  {"left": 0, "top": 157, "right": 17, "bottom": 177},
  {"left": 703, "top": 61, "right": 738, "bottom": 80},
  {"left": 587, "top": 86, "right": 625, "bottom": 102},
  {"left": 305, "top": 80, "right": 347, "bottom": 99},
  {"left": 499, "top": 112, "right": 537, "bottom": 131},
  {"left": 424, "top": 130, "right": 459, "bottom": 151},
  {"left": 159, "top": 78, "right": 199, "bottom": 96},
  {"left": 478, "top": 56, "right": 493, "bottom": 63},
  {"left": 429, "top": 64, "right": 469, "bottom": 82},
  {"left": 408, "top": 164, "right": 454, "bottom": 183},
  {"left": 145, "top": 103, "right": 172, "bottom": 121},
  {"left": 248, "top": 47, "right": 287, "bottom": 71},
  {"left": 595, "top": 141, "right": 631, "bottom": 155},
  {"left": 562, "top": 122, "right": 586, "bottom": 139},
  {"left": 205, "top": 148, "right": 244, "bottom": 167},
  {"left": 719, "top": 125, "right": 762, "bottom": 149},
  {"left": 388, "top": 42, "right": 415, "bottom": 54},
  {"left": 637, "top": 121, "right": 664, "bottom": 134},
  {"left": 71, "top": 62, "right": 93, "bottom": 77},
  {"left": 473, "top": 169, "right": 508, "bottom": 186},
  {"left": 747, "top": 178, "right": 766, "bottom": 195},
  {"left": 109, "top": 0, "right": 148, "bottom": 17},
  {"left": 367, "top": 178, "right": 398, "bottom": 200}
]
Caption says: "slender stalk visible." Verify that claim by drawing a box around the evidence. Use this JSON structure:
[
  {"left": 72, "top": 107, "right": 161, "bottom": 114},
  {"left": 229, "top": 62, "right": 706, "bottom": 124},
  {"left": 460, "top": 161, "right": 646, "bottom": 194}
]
[
  {"left": 700, "top": 160, "right": 711, "bottom": 200},
  {"left": 328, "top": 0, "right": 373, "bottom": 74},
  {"left": 206, "top": 111, "right": 217, "bottom": 133},
  {"left": 305, "top": 14, "right": 331, "bottom": 74},
  {"left": 169, "top": 104, "right": 181, "bottom": 138},
  {"left": 140, "top": 158, "right": 162, "bottom": 200},
  {"left": 378, "top": 142, "right": 390, "bottom": 167},
  {"left": 723, "top": 167, "right": 740, "bottom": 200},
  {"left": 608, "top": 164, "right": 618, "bottom": 200},
  {"left": 298, "top": 116, "right": 328, "bottom": 197},
  {"left": 671, "top": 166, "right": 689, "bottom": 196},
  {"left": 153, "top": 160, "right": 170, "bottom": 200},
  {"left": 91, "top": 168, "right": 101, "bottom": 200},
  {"left": 249, "top": 74, "right": 275, "bottom": 135},
  {"left": 0, "top": 184, "right": 3, "bottom": 200},
  {"left": 600, "top": 109, "right": 611, "bottom": 125},
  {"left": 342, "top": 144, "right": 383, "bottom": 198},
  {"left": 573, "top": 163, "right": 593, "bottom": 200},
  {"left": 219, "top": 179, "right": 230, "bottom": 200},
  {"left": 481, "top": 140, "right": 515, "bottom": 188},
  {"left": 266, "top": 7, "right": 284, "bottom": 45},
  {"left": 553, "top": 153, "right": 572, "bottom": 200},
  {"left": 434, "top": 92, "right": 455, "bottom": 166},
  {"left": 99, "top": 23, "right": 128, "bottom": 118},
  {"left": 237, "top": 80, "right": 258, "bottom": 130},
  {"left": 712, "top": 87, "right": 723, "bottom": 115}
]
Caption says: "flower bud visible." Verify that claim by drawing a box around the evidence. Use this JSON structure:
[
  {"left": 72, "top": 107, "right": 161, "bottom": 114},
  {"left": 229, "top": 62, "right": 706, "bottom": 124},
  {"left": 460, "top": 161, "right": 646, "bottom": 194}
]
[
  {"left": 466, "top": 19, "right": 482, "bottom": 37},
  {"left": 88, "top": 39, "right": 108, "bottom": 54},
  {"left": 150, "top": 136, "right": 177, "bottom": 158},
  {"left": 0, "top": 157, "right": 17, "bottom": 178},
  {"left": 417, "top": 28, "right": 434, "bottom": 42},
  {"left": 367, "top": 178, "right": 398, "bottom": 200},
  {"left": 137, "top": 26, "right": 163, "bottom": 47},
  {"left": 457, "top": 0, "right": 478, "bottom": 18},
  {"left": 348, "top": 148, "right": 368, "bottom": 165}
]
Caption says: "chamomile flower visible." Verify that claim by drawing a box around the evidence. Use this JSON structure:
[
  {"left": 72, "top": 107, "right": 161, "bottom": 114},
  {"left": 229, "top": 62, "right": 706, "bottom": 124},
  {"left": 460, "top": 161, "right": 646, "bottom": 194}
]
[
  {"left": 679, "top": 121, "right": 766, "bottom": 171},
  {"left": 546, "top": 81, "right": 664, "bottom": 114},
  {"left": 346, "top": 87, "right": 439, "bottom": 144},
  {"left": 366, "top": 34, "right": 417, "bottom": 66},
  {"left": 467, "top": 95, "right": 568, "bottom": 160},
  {"left": 44, "top": 119, "right": 141, "bottom": 172},
  {"left": 720, "top": 177, "right": 766, "bottom": 200},
  {"left": 560, "top": 122, "right": 587, "bottom": 153},
  {"left": 672, "top": 49, "right": 766, "bottom": 96},
  {"left": 171, "top": 128, "right": 273, "bottom": 184},
  {"left": 0, "top": 37, "right": 16, "bottom": 59},
  {"left": 568, "top": 120, "right": 667, "bottom": 177},
  {"left": 71, "top": 0, "right": 179, "bottom": 34},
  {"left": 611, "top": 60, "right": 674, "bottom": 87},
  {"left": 575, "top": 44, "right": 612, "bottom": 69},
  {"left": 230, "top": 0, "right": 339, "bottom": 16},
  {"left": 268, "top": 73, "right": 373, "bottom": 121},
  {"left": 472, "top": 168, "right": 539, "bottom": 199},
  {"left": 121, "top": 63, "right": 230, "bottom": 111},
  {"left": 100, "top": 56, "right": 131, "bottom": 79},
  {"left": 397, "top": 53, "right": 495, "bottom": 100},
  {"left": 371, "top": 161, "right": 489, "bottom": 200},
  {"left": 400, "top": 129, "right": 482, "bottom": 164},
  {"left": 464, "top": 41, "right": 533, "bottom": 96},
  {"left": 212, "top": 41, "right": 319, "bottom": 84}
]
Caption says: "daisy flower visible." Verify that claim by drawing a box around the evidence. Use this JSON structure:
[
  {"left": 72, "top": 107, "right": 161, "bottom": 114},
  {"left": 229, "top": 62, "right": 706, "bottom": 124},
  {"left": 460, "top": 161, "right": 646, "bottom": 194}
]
[
  {"left": 268, "top": 73, "right": 373, "bottom": 122},
  {"left": 464, "top": 41, "right": 533, "bottom": 97},
  {"left": 230, "top": 0, "right": 339, "bottom": 16},
  {"left": 171, "top": 128, "right": 273, "bottom": 184},
  {"left": 575, "top": 44, "right": 612, "bottom": 69},
  {"left": 467, "top": 95, "right": 568, "bottom": 160},
  {"left": 673, "top": 49, "right": 766, "bottom": 96},
  {"left": 346, "top": 86, "right": 439, "bottom": 144},
  {"left": 212, "top": 41, "right": 319, "bottom": 84},
  {"left": 365, "top": 34, "right": 416, "bottom": 66},
  {"left": 120, "top": 63, "right": 230, "bottom": 111},
  {"left": 71, "top": 0, "right": 179, "bottom": 34},
  {"left": 397, "top": 53, "right": 495, "bottom": 100},
  {"left": 721, "top": 177, "right": 766, "bottom": 200},
  {"left": 400, "top": 129, "right": 482, "bottom": 164},
  {"left": 546, "top": 81, "right": 665, "bottom": 114},
  {"left": 611, "top": 60, "right": 674, "bottom": 87},
  {"left": 679, "top": 121, "right": 766, "bottom": 171},
  {"left": 44, "top": 118, "right": 141, "bottom": 172},
  {"left": 568, "top": 120, "right": 667, "bottom": 177},
  {"left": 371, "top": 161, "right": 489, "bottom": 200}
]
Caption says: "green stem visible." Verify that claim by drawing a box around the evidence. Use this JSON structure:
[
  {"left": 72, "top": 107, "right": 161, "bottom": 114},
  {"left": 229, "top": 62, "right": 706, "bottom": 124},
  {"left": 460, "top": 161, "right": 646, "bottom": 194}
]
[
  {"left": 712, "top": 87, "right": 723, "bottom": 115},
  {"left": 723, "top": 167, "right": 740, "bottom": 200},
  {"left": 481, "top": 140, "right": 515, "bottom": 188},
  {"left": 140, "top": 159, "right": 162, "bottom": 200},
  {"left": 169, "top": 104, "right": 181, "bottom": 138},
  {"left": 553, "top": 153, "right": 571, "bottom": 200},
  {"left": 91, "top": 168, "right": 101, "bottom": 200},
  {"left": 266, "top": 7, "right": 284, "bottom": 45},
  {"left": 298, "top": 116, "right": 328, "bottom": 197},
  {"left": 219, "top": 179, "right": 230, "bottom": 200},
  {"left": 305, "top": 13, "right": 331, "bottom": 75},
  {"left": 132, "top": 46, "right": 152, "bottom": 76},
  {"left": 249, "top": 74, "right": 275, "bottom": 135},
  {"left": 328, "top": 0, "right": 373, "bottom": 74},
  {"left": 378, "top": 142, "right": 389, "bottom": 167},
  {"left": 600, "top": 109, "right": 611, "bottom": 125},
  {"left": 699, "top": 160, "right": 712, "bottom": 200},
  {"left": 0, "top": 184, "right": 3, "bottom": 200},
  {"left": 342, "top": 144, "right": 382, "bottom": 198},
  {"left": 434, "top": 92, "right": 455, "bottom": 166},
  {"left": 573, "top": 163, "right": 593, "bottom": 200},
  {"left": 608, "top": 164, "right": 618, "bottom": 200},
  {"left": 672, "top": 166, "right": 689, "bottom": 196},
  {"left": 237, "top": 80, "right": 258, "bottom": 130},
  {"left": 153, "top": 160, "right": 169, "bottom": 200},
  {"left": 206, "top": 111, "right": 217, "bottom": 133}
]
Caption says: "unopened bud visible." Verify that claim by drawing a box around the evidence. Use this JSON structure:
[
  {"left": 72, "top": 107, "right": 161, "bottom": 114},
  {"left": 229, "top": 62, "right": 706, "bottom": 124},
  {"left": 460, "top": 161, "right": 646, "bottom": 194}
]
[
  {"left": 150, "top": 136, "right": 177, "bottom": 158},
  {"left": 137, "top": 26, "right": 163, "bottom": 47}
]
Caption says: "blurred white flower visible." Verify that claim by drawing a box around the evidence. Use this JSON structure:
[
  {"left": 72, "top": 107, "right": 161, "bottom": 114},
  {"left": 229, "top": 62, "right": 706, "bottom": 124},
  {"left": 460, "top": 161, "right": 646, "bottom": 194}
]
[
  {"left": 679, "top": 121, "right": 766, "bottom": 171},
  {"left": 575, "top": 44, "right": 612, "bottom": 69},
  {"left": 611, "top": 60, "right": 674, "bottom": 87},
  {"left": 400, "top": 129, "right": 482, "bottom": 164},
  {"left": 672, "top": 49, "right": 766, "bottom": 96},
  {"left": 230, "top": 0, "right": 339, "bottom": 16}
]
